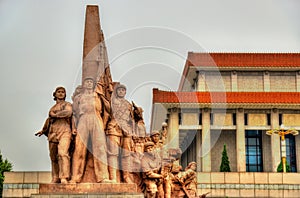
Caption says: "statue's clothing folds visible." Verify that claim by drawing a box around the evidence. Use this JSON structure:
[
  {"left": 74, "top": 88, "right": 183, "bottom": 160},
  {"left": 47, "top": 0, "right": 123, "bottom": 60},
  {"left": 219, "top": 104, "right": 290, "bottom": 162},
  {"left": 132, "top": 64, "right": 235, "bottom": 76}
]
[
  {"left": 71, "top": 92, "right": 109, "bottom": 183},
  {"left": 48, "top": 101, "right": 72, "bottom": 182}
]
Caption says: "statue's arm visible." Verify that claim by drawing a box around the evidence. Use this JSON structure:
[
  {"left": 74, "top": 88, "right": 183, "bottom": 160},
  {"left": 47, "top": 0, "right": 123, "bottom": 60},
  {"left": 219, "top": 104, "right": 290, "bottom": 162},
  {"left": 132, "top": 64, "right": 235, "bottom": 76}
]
[
  {"left": 145, "top": 170, "right": 162, "bottom": 179},
  {"left": 35, "top": 118, "right": 50, "bottom": 137},
  {"left": 178, "top": 169, "right": 195, "bottom": 184},
  {"left": 50, "top": 103, "right": 73, "bottom": 118}
]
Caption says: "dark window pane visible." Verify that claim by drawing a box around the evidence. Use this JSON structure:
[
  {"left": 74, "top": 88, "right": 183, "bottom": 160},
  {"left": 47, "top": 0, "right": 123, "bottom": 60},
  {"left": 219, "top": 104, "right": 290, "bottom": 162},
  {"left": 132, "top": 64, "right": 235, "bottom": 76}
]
[
  {"left": 256, "top": 138, "right": 260, "bottom": 145},
  {"left": 178, "top": 113, "right": 182, "bottom": 125},
  {"left": 249, "top": 156, "right": 257, "bottom": 164},
  {"left": 248, "top": 138, "right": 257, "bottom": 146},
  {"left": 248, "top": 147, "right": 257, "bottom": 155},
  {"left": 257, "top": 166, "right": 262, "bottom": 172},
  {"left": 267, "top": 114, "right": 271, "bottom": 125},
  {"left": 257, "top": 149, "right": 261, "bottom": 155},
  {"left": 249, "top": 165, "right": 257, "bottom": 172},
  {"left": 245, "top": 130, "right": 263, "bottom": 172},
  {"left": 258, "top": 157, "right": 262, "bottom": 164},
  {"left": 233, "top": 113, "right": 236, "bottom": 125},
  {"left": 199, "top": 113, "right": 202, "bottom": 125},
  {"left": 279, "top": 114, "right": 282, "bottom": 125},
  {"left": 285, "top": 134, "right": 297, "bottom": 172}
]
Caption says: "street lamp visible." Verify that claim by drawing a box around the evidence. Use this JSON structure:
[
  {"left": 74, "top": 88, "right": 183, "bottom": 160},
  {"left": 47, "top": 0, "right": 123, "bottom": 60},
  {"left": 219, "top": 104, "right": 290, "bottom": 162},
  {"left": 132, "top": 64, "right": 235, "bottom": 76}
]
[{"left": 266, "top": 125, "right": 299, "bottom": 173}]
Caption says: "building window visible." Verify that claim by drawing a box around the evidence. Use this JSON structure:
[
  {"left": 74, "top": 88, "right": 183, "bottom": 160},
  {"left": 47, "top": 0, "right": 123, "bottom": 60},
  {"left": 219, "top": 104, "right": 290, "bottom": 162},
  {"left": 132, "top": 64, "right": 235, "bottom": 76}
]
[
  {"left": 210, "top": 113, "right": 214, "bottom": 125},
  {"left": 178, "top": 113, "right": 182, "bottom": 125},
  {"left": 199, "top": 113, "right": 202, "bottom": 125},
  {"left": 245, "top": 130, "right": 263, "bottom": 172},
  {"left": 283, "top": 134, "right": 297, "bottom": 172},
  {"left": 180, "top": 130, "right": 197, "bottom": 169},
  {"left": 232, "top": 113, "right": 236, "bottom": 125},
  {"left": 267, "top": 114, "right": 271, "bottom": 125},
  {"left": 244, "top": 113, "right": 248, "bottom": 125},
  {"left": 279, "top": 114, "right": 283, "bottom": 125}
]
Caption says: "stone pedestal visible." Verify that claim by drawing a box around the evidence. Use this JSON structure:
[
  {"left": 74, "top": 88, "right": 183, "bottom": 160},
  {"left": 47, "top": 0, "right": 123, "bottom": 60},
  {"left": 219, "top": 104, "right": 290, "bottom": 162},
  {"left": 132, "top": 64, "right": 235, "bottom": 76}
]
[
  {"left": 2, "top": 172, "right": 143, "bottom": 198},
  {"left": 31, "top": 193, "right": 144, "bottom": 198},
  {"left": 39, "top": 183, "right": 138, "bottom": 194}
]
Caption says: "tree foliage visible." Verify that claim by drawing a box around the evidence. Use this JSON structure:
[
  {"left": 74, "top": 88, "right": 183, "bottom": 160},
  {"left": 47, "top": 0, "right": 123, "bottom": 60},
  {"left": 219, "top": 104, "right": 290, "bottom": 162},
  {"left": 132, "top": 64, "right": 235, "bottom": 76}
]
[
  {"left": 0, "top": 151, "right": 13, "bottom": 196},
  {"left": 220, "top": 144, "right": 231, "bottom": 172},
  {"left": 277, "top": 160, "right": 290, "bottom": 172}
]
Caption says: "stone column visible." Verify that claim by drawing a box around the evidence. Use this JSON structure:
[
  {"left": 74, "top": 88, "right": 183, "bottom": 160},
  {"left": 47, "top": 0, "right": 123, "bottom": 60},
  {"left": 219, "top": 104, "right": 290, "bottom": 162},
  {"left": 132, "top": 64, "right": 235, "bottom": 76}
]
[
  {"left": 271, "top": 109, "right": 281, "bottom": 172},
  {"left": 231, "top": 71, "right": 238, "bottom": 91},
  {"left": 168, "top": 108, "right": 179, "bottom": 148},
  {"left": 236, "top": 108, "right": 246, "bottom": 172},
  {"left": 263, "top": 71, "right": 270, "bottom": 92},
  {"left": 201, "top": 108, "right": 211, "bottom": 172},
  {"left": 196, "top": 71, "right": 206, "bottom": 91}
]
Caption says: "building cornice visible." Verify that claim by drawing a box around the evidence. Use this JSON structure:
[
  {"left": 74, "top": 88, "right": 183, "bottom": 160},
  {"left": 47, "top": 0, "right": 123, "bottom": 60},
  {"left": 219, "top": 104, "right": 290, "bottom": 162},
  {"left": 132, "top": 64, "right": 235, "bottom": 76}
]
[{"left": 153, "top": 89, "right": 300, "bottom": 109}]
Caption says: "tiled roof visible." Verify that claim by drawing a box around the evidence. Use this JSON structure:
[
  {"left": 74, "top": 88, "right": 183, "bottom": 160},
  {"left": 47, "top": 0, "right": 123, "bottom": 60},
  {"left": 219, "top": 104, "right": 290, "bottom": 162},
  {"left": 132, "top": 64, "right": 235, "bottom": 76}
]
[
  {"left": 153, "top": 89, "right": 300, "bottom": 104},
  {"left": 179, "top": 52, "right": 300, "bottom": 91},
  {"left": 186, "top": 52, "right": 300, "bottom": 67}
]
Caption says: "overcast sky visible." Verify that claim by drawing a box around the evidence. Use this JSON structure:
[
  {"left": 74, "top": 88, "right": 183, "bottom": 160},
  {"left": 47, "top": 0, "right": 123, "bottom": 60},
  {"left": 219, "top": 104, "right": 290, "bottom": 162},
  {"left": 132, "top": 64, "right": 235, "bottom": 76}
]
[{"left": 0, "top": 0, "right": 299, "bottom": 171}]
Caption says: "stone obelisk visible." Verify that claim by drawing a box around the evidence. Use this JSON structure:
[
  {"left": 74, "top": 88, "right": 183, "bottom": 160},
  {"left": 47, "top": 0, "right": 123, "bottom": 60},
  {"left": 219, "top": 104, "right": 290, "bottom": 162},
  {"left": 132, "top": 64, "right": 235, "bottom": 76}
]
[{"left": 82, "top": 5, "right": 107, "bottom": 84}]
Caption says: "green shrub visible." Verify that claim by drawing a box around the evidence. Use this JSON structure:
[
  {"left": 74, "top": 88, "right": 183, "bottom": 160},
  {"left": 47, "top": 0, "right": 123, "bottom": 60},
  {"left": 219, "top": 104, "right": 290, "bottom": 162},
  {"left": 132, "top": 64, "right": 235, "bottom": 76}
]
[
  {"left": 277, "top": 160, "right": 290, "bottom": 172},
  {"left": 0, "top": 151, "right": 13, "bottom": 196},
  {"left": 220, "top": 144, "right": 231, "bottom": 172}
]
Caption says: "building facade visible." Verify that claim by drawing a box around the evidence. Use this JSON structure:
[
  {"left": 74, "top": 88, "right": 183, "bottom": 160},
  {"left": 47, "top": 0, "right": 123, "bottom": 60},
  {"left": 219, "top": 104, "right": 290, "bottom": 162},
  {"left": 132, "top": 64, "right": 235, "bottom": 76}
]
[{"left": 151, "top": 52, "right": 300, "bottom": 173}]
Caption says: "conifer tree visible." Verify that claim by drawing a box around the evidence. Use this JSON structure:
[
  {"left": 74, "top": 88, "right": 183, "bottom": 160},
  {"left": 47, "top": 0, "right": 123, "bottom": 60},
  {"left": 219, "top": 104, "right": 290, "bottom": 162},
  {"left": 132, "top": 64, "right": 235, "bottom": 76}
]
[
  {"left": 220, "top": 144, "right": 231, "bottom": 172},
  {"left": 277, "top": 160, "right": 290, "bottom": 172},
  {"left": 0, "top": 151, "right": 13, "bottom": 196}
]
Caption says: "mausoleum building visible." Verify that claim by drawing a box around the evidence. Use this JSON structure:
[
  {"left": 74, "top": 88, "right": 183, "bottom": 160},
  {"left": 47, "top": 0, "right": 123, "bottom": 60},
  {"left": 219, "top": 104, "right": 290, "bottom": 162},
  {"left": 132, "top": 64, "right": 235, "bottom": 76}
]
[{"left": 151, "top": 52, "right": 300, "bottom": 196}]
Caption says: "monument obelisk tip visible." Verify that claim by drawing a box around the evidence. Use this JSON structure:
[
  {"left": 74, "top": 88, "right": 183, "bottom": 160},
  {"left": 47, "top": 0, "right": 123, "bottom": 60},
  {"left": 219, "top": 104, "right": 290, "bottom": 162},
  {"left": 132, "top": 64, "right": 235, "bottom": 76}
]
[
  {"left": 83, "top": 5, "right": 104, "bottom": 59},
  {"left": 82, "top": 5, "right": 106, "bottom": 83}
]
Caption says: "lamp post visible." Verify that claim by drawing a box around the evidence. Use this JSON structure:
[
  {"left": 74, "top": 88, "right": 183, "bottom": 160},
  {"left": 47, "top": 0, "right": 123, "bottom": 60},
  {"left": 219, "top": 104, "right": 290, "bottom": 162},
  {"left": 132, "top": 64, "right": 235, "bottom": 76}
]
[{"left": 266, "top": 125, "right": 299, "bottom": 173}]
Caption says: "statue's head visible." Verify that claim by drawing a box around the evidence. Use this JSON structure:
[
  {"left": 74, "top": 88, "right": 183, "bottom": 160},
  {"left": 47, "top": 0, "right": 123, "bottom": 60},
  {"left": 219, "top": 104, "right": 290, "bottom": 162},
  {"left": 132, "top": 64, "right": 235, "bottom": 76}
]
[
  {"left": 186, "top": 161, "right": 197, "bottom": 171},
  {"left": 150, "top": 130, "right": 160, "bottom": 143},
  {"left": 74, "top": 85, "right": 82, "bottom": 94},
  {"left": 162, "top": 122, "right": 168, "bottom": 128},
  {"left": 144, "top": 141, "right": 154, "bottom": 152},
  {"left": 146, "top": 182, "right": 157, "bottom": 196},
  {"left": 53, "top": 86, "right": 66, "bottom": 101},
  {"left": 171, "top": 164, "right": 182, "bottom": 174},
  {"left": 83, "top": 77, "right": 95, "bottom": 90},
  {"left": 162, "top": 160, "right": 173, "bottom": 172},
  {"left": 72, "top": 85, "right": 82, "bottom": 101},
  {"left": 115, "top": 83, "right": 127, "bottom": 98}
]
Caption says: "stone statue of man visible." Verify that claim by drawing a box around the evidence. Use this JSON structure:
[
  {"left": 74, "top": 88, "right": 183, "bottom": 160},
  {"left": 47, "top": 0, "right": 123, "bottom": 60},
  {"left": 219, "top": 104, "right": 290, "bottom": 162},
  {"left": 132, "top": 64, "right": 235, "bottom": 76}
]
[
  {"left": 70, "top": 77, "right": 110, "bottom": 183},
  {"left": 141, "top": 141, "right": 164, "bottom": 198},
  {"left": 111, "top": 83, "right": 135, "bottom": 183}
]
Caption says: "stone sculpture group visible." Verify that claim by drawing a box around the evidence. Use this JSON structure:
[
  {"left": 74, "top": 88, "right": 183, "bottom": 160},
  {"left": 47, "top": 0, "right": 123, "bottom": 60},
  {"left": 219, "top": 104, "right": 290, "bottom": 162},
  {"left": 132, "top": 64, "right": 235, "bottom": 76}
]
[
  {"left": 34, "top": 5, "right": 208, "bottom": 197},
  {"left": 35, "top": 77, "right": 200, "bottom": 197}
]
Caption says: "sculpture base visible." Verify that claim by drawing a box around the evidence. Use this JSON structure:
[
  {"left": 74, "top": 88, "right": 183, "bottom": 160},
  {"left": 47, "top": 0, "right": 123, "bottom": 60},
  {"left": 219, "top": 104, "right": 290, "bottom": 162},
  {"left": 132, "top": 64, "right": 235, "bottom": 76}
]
[
  {"left": 39, "top": 183, "right": 138, "bottom": 194},
  {"left": 3, "top": 172, "right": 144, "bottom": 197},
  {"left": 31, "top": 193, "right": 144, "bottom": 198},
  {"left": 33, "top": 183, "right": 144, "bottom": 197}
]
